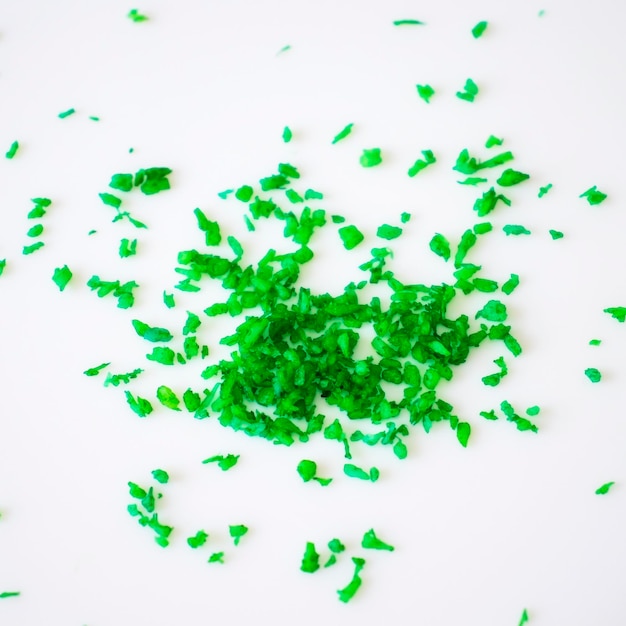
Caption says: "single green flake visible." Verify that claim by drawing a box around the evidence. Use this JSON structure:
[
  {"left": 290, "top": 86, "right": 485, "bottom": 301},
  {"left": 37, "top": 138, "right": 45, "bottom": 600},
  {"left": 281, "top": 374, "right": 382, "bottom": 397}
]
[
  {"left": 301, "top": 541, "right": 320, "bottom": 573},
  {"left": 229, "top": 524, "right": 248, "bottom": 546},
  {"left": 5, "top": 141, "right": 19, "bottom": 159},
  {"left": 0, "top": 260, "right": 6, "bottom": 276},
  {"left": 156, "top": 385, "right": 181, "bottom": 411},
  {"left": 296, "top": 459, "right": 332, "bottom": 486},
  {"left": 99, "top": 192, "right": 122, "bottom": 209},
  {"left": 589, "top": 339, "right": 602, "bottom": 346},
  {"left": 519, "top": 609, "right": 529, "bottom": 626},
  {"left": 208, "top": 551, "right": 225, "bottom": 563},
  {"left": 109, "top": 173, "right": 133, "bottom": 192},
  {"left": 338, "top": 225, "right": 365, "bottom": 250},
  {"left": 501, "top": 274, "right": 520, "bottom": 295},
  {"left": 282, "top": 126, "right": 292, "bottom": 143},
  {"left": 580, "top": 185, "right": 607, "bottom": 205},
  {"left": 163, "top": 292, "right": 175, "bottom": 308},
  {"left": 538, "top": 183, "right": 553, "bottom": 197},
  {"left": 125, "top": 391, "right": 153, "bottom": 417},
  {"left": 549, "top": 229, "right": 564, "bottom": 240},
  {"left": 458, "top": 177, "right": 488, "bottom": 186},
  {"left": 26, "top": 224, "right": 44, "bottom": 238},
  {"left": 360, "top": 148, "right": 382, "bottom": 168},
  {"left": 485, "top": 135, "right": 503, "bottom": 148},
  {"left": 584, "top": 368, "right": 601, "bottom": 383},
  {"left": 456, "top": 78, "right": 479, "bottom": 102},
  {"left": 0, "top": 592, "right": 20, "bottom": 599},
  {"left": 344, "top": 463, "right": 379, "bottom": 482},
  {"left": 604, "top": 307, "right": 626, "bottom": 323},
  {"left": 119, "top": 238, "right": 137, "bottom": 258},
  {"left": 456, "top": 421, "right": 471, "bottom": 447},
  {"left": 376, "top": 224, "right": 402, "bottom": 240},
  {"left": 408, "top": 149, "right": 436, "bottom": 176},
  {"left": 525, "top": 406, "right": 541, "bottom": 417},
  {"left": 400, "top": 212, "right": 411, "bottom": 223},
  {"left": 151, "top": 469, "right": 169, "bottom": 484},
  {"left": 497, "top": 168, "right": 530, "bottom": 187},
  {"left": 416, "top": 84, "right": 435, "bottom": 103},
  {"left": 127, "top": 8, "right": 148, "bottom": 22},
  {"left": 83, "top": 362, "right": 110, "bottom": 377},
  {"left": 503, "top": 225, "right": 531, "bottom": 236},
  {"left": 194, "top": 208, "right": 221, "bottom": 246},
  {"left": 146, "top": 346, "right": 175, "bottom": 365},
  {"left": 202, "top": 454, "right": 239, "bottom": 471},
  {"left": 595, "top": 481, "right": 615, "bottom": 495},
  {"left": 337, "top": 557, "right": 366, "bottom": 603},
  {"left": 58, "top": 108, "right": 76, "bottom": 119},
  {"left": 332, "top": 123, "right": 354, "bottom": 144},
  {"left": 471, "top": 21, "right": 488, "bottom": 38},
  {"left": 476, "top": 299, "right": 507, "bottom": 322},
  {"left": 429, "top": 233, "right": 451, "bottom": 261},
  {"left": 22, "top": 242, "right": 44, "bottom": 255},
  {"left": 187, "top": 530, "right": 208, "bottom": 548},
  {"left": 361, "top": 528, "right": 394, "bottom": 551},
  {"left": 132, "top": 319, "right": 173, "bottom": 343},
  {"left": 52, "top": 265, "right": 73, "bottom": 291},
  {"left": 393, "top": 19, "right": 424, "bottom": 26}
]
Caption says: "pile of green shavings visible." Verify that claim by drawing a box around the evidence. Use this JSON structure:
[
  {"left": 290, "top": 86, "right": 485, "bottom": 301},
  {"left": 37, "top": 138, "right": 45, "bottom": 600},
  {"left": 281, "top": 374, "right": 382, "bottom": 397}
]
[
  {"left": 23, "top": 197, "right": 51, "bottom": 255},
  {"left": 101, "top": 156, "right": 531, "bottom": 468}
]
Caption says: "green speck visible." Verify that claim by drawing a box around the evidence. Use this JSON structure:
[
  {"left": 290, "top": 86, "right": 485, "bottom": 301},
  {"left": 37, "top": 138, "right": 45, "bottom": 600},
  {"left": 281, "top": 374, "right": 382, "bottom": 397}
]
[
  {"left": 580, "top": 185, "right": 607, "bottom": 205},
  {"left": 202, "top": 454, "right": 239, "bottom": 471},
  {"left": 595, "top": 481, "right": 615, "bottom": 495},
  {"left": 502, "top": 273, "right": 520, "bottom": 295},
  {"left": 376, "top": 224, "right": 402, "bottom": 240},
  {"left": 0, "top": 592, "right": 20, "bottom": 599},
  {"left": 519, "top": 609, "right": 529, "bottom": 626},
  {"left": 416, "top": 84, "right": 435, "bottom": 103},
  {"left": 471, "top": 21, "right": 488, "bottom": 38},
  {"left": 187, "top": 530, "right": 208, "bottom": 548},
  {"left": 83, "top": 362, "right": 110, "bottom": 377},
  {"left": 429, "top": 233, "right": 451, "bottom": 261},
  {"left": 589, "top": 339, "right": 601, "bottom": 346},
  {"left": 503, "top": 224, "right": 531, "bottom": 236},
  {"left": 229, "top": 524, "right": 248, "bottom": 546},
  {"left": 58, "top": 108, "right": 76, "bottom": 119},
  {"left": 337, "top": 557, "right": 366, "bottom": 603},
  {"left": 27, "top": 224, "right": 44, "bottom": 238},
  {"left": 332, "top": 123, "right": 354, "bottom": 144},
  {"left": 301, "top": 541, "right": 320, "bottom": 573},
  {"left": 497, "top": 169, "right": 530, "bottom": 187},
  {"left": 538, "top": 183, "right": 553, "bottom": 197},
  {"left": 5, "top": 141, "right": 19, "bottom": 159},
  {"left": 584, "top": 367, "right": 602, "bottom": 383},
  {"left": 361, "top": 528, "right": 394, "bottom": 551},
  {"left": 485, "top": 135, "right": 503, "bottom": 148},
  {"left": 393, "top": 19, "right": 424, "bottom": 26},
  {"left": 549, "top": 229, "right": 564, "bottom": 240},
  {"left": 408, "top": 149, "right": 436, "bottom": 177},
  {"left": 338, "top": 225, "right": 365, "bottom": 250},
  {"left": 456, "top": 422, "right": 471, "bottom": 447},
  {"left": 127, "top": 8, "right": 148, "bottom": 22},
  {"left": 604, "top": 307, "right": 626, "bottom": 323},
  {"left": 400, "top": 212, "right": 411, "bottom": 223},
  {"left": 151, "top": 469, "right": 169, "bottom": 484},
  {"left": 163, "top": 291, "right": 175, "bottom": 308},
  {"left": 22, "top": 242, "right": 44, "bottom": 255},
  {"left": 52, "top": 265, "right": 73, "bottom": 291},
  {"left": 282, "top": 126, "right": 292, "bottom": 143},
  {"left": 208, "top": 551, "right": 224, "bottom": 563},
  {"left": 119, "top": 238, "right": 137, "bottom": 258},
  {"left": 456, "top": 78, "right": 479, "bottom": 102},
  {"left": 359, "top": 148, "right": 382, "bottom": 168}
]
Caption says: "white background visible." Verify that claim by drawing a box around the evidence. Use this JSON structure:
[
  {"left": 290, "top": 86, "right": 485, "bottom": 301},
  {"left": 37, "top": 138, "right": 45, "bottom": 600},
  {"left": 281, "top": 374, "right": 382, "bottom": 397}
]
[{"left": 1, "top": 1, "right": 626, "bottom": 624}]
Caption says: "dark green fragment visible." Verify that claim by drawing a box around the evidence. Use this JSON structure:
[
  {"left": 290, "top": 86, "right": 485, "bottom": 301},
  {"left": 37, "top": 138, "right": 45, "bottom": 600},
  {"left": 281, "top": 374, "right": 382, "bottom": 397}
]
[
  {"left": 408, "top": 149, "right": 436, "bottom": 177},
  {"left": 5, "top": 141, "right": 19, "bottom": 159},
  {"left": 194, "top": 208, "right": 221, "bottom": 246},
  {"left": 589, "top": 339, "right": 601, "bottom": 346},
  {"left": 332, "top": 123, "right": 354, "bottom": 144},
  {"left": 0, "top": 592, "right": 20, "bottom": 599},
  {"left": 338, "top": 225, "right": 365, "bottom": 250},
  {"left": 456, "top": 78, "right": 479, "bottom": 102},
  {"left": 416, "top": 84, "right": 435, "bottom": 103},
  {"left": 472, "top": 21, "right": 488, "bottom": 38},
  {"left": 501, "top": 274, "right": 520, "bottom": 295},
  {"left": 595, "top": 481, "right": 615, "bottom": 495},
  {"left": 580, "top": 186, "right": 607, "bottom": 205},
  {"left": 337, "top": 557, "right": 366, "bottom": 603},
  {"left": 26, "top": 224, "right": 43, "bottom": 237},
  {"left": 110, "top": 173, "right": 133, "bottom": 192},
  {"left": 163, "top": 292, "right": 175, "bottom": 308},
  {"left": 476, "top": 300, "right": 507, "bottom": 322},
  {"left": 282, "top": 126, "right": 292, "bottom": 143},
  {"left": 132, "top": 319, "right": 173, "bottom": 342},
  {"left": 151, "top": 469, "right": 169, "bottom": 484},
  {"left": 83, "top": 362, "right": 110, "bottom": 377},
  {"left": 503, "top": 225, "right": 531, "bottom": 236},
  {"left": 362, "top": 528, "right": 394, "bottom": 551},
  {"left": 99, "top": 192, "right": 122, "bottom": 209},
  {"left": 125, "top": 391, "right": 153, "bottom": 417},
  {"left": 119, "top": 238, "right": 137, "bottom": 258},
  {"left": 202, "top": 454, "right": 239, "bottom": 471},
  {"left": 497, "top": 169, "right": 530, "bottom": 187},
  {"left": 485, "top": 135, "right": 503, "bottom": 148},
  {"left": 376, "top": 224, "right": 402, "bottom": 240},
  {"left": 549, "top": 229, "right": 564, "bottom": 240},
  {"left": 52, "top": 265, "right": 73, "bottom": 291},
  {"left": 538, "top": 183, "right": 553, "bottom": 197},
  {"left": 58, "top": 108, "right": 76, "bottom": 118},
  {"left": 208, "top": 552, "right": 224, "bottom": 563},
  {"left": 604, "top": 307, "right": 626, "bottom": 322},
  {"left": 187, "top": 530, "right": 208, "bottom": 548},
  {"left": 301, "top": 541, "right": 320, "bottom": 573},
  {"left": 584, "top": 368, "right": 601, "bottom": 383},
  {"left": 429, "top": 233, "right": 451, "bottom": 261},
  {"left": 22, "top": 242, "right": 44, "bottom": 255},
  {"left": 146, "top": 347, "right": 175, "bottom": 365},
  {"left": 400, "top": 212, "right": 411, "bottom": 223},
  {"left": 360, "top": 148, "right": 382, "bottom": 168},
  {"left": 229, "top": 524, "right": 248, "bottom": 546}
]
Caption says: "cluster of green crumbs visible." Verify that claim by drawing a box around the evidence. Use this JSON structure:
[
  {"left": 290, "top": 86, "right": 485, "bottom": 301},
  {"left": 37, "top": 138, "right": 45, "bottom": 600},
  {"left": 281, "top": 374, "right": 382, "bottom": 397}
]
[
  {"left": 5, "top": 140, "right": 19, "bottom": 159},
  {"left": 480, "top": 401, "right": 539, "bottom": 433},
  {"left": 471, "top": 21, "right": 488, "bottom": 38},
  {"left": 127, "top": 478, "right": 172, "bottom": 547},
  {"left": 202, "top": 454, "right": 239, "bottom": 471},
  {"left": 408, "top": 150, "right": 436, "bottom": 177},
  {"left": 481, "top": 356, "right": 508, "bottom": 386},
  {"left": 579, "top": 185, "right": 607, "bottom": 205},
  {"left": 52, "top": 265, "right": 73, "bottom": 291},
  {"left": 416, "top": 84, "right": 435, "bottom": 103},
  {"left": 23, "top": 197, "right": 51, "bottom": 255},
  {"left": 456, "top": 78, "right": 479, "bottom": 102},
  {"left": 87, "top": 275, "right": 138, "bottom": 309},
  {"left": 185, "top": 523, "right": 247, "bottom": 562},
  {"left": 297, "top": 459, "right": 332, "bottom": 486}
]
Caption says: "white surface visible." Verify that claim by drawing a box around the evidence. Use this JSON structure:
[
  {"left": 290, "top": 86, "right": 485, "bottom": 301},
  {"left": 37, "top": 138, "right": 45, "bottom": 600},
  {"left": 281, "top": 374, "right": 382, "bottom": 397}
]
[{"left": 1, "top": 1, "right": 626, "bottom": 624}]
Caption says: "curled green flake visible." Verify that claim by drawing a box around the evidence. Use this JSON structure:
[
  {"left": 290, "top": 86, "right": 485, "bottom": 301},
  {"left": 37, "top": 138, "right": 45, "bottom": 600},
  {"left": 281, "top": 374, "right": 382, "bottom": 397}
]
[
  {"left": 360, "top": 148, "right": 382, "bottom": 168},
  {"left": 456, "top": 78, "right": 479, "bottom": 102},
  {"left": 119, "top": 238, "right": 137, "bottom": 258},
  {"left": 549, "top": 229, "right": 564, "bottom": 240},
  {"left": 132, "top": 319, "right": 173, "bottom": 343},
  {"left": 127, "top": 8, "right": 148, "bottom": 22},
  {"left": 538, "top": 183, "right": 553, "bottom": 197},
  {"left": 476, "top": 299, "right": 507, "bottom": 322},
  {"left": 416, "top": 84, "right": 435, "bottom": 103},
  {"left": 282, "top": 126, "right": 292, "bottom": 143},
  {"left": 503, "top": 225, "right": 531, "bottom": 236},
  {"left": 194, "top": 208, "right": 221, "bottom": 246},
  {"left": 202, "top": 454, "right": 239, "bottom": 471},
  {"left": 301, "top": 541, "right": 320, "bottom": 573},
  {"left": 485, "top": 135, "right": 503, "bottom": 148},
  {"left": 146, "top": 346, "right": 175, "bottom": 365},
  {"left": 156, "top": 385, "right": 181, "bottom": 410},
  {"left": 595, "top": 481, "right": 615, "bottom": 495},
  {"left": 471, "top": 21, "right": 488, "bottom": 38},
  {"left": 501, "top": 274, "right": 520, "bottom": 295},
  {"left": 0, "top": 592, "right": 20, "bottom": 599},
  {"left": 208, "top": 551, "right": 225, "bottom": 563},
  {"left": 83, "top": 362, "right": 110, "bottom": 377},
  {"left": 229, "top": 524, "right": 248, "bottom": 546},
  {"left": 408, "top": 149, "right": 436, "bottom": 176},
  {"left": 429, "top": 233, "right": 451, "bottom": 261},
  {"left": 52, "top": 265, "right": 73, "bottom": 291},
  {"left": 584, "top": 367, "right": 601, "bottom": 383},
  {"left": 362, "top": 528, "right": 394, "bottom": 551},
  {"left": 497, "top": 168, "right": 530, "bottom": 187},
  {"left": 332, "top": 123, "right": 354, "bottom": 144},
  {"left": 393, "top": 19, "right": 424, "bottom": 26},
  {"left": 5, "top": 140, "right": 19, "bottom": 159},
  {"left": 337, "top": 557, "right": 366, "bottom": 603},
  {"left": 580, "top": 185, "right": 607, "bottom": 205},
  {"left": 58, "top": 108, "right": 75, "bottom": 119},
  {"left": 151, "top": 469, "right": 169, "bottom": 484},
  {"left": 604, "top": 307, "right": 626, "bottom": 322},
  {"left": 338, "top": 225, "right": 365, "bottom": 250},
  {"left": 376, "top": 224, "right": 402, "bottom": 240},
  {"left": 22, "top": 242, "right": 44, "bottom": 255},
  {"left": 187, "top": 530, "right": 209, "bottom": 548}
]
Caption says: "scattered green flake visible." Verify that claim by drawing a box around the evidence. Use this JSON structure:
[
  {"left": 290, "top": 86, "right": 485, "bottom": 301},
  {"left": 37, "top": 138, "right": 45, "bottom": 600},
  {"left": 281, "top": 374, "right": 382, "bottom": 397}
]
[
  {"left": 119, "top": 238, "right": 137, "bottom": 258},
  {"left": 22, "top": 242, "right": 44, "bottom": 255},
  {"left": 580, "top": 185, "right": 607, "bottom": 205},
  {"left": 151, "top": 469, "right": 169, "bottom": 484},
  {"left": 361, "top": 528, "right": 394, "bottom": 551},
  {"left": 217, "top": 189, "right": 233, "bottom": 199},
  {"left": 429, "top": 233, "right": 451, "bottom": 261},
  {"left": 132, "top": 319, "right": 173, "bottom": 343},
  {"left": 538, "top": 183, "right": 553, "bottom": 197},
  {"left": 595, "top": 481, "right": 615, "bottom": 495},
  {"left": 589, "top": 339, "right": 601, "bottom": 346},
  {"left": 497, "top": 168, "right": 530, "bottom": 187},
  {"left": 473, "top": 222, "right": 493, "bottom": 235},
  {"left": 194, "top": 208, "right": 221, "bottom": 246},
  {"left": 485, "top": 135, "right": 503, "bottom": 148},
  {"left": 187, "top": 530, "right": 209, "bottom": 548},
  {"left": 332, "top": 123, "right": 354, "bottom": 144},
  {"left": 89, "top": 115, "right": 100, "bottom": 121},
  {"left": 58, "top": 108, "right": 76, "bottom": 119},
  {"left": 400, "top": 212, "right": 411, "bottom": 223},
  {"left": 525, "top": 406, "right": 540, "bottom": 417},
  {"left": 260, "top": 174, "right": 289, "bottom": 190},
  {"left": 0, "top": 260, "right": 6, "bottom": 276},
  {"left": 282, "top": 126, "right": 292, "bottom": 143},
  {"left": 285, "top": 189, "right": 303, "bottom": 204},
  {"left": 408, "top": 149, "right": 436, "bottom": 176},
  {"left": 127, "top": 8, "right": 148, "bottom": 22},
  {"left": 83, "top": 362, "right": 110, "bottom": 377},
  {"left": 52, "top": 265, "right": 73, "bottom": 291},
  {"left": 202, "top": 454, "right": 239, "bottom": 471},
  {"left": 182, "top": 311, "right": 201, "bottom": 335},
  {"left": 584, "top": 367, "right": 601, "bottom": 383},
  {"left": 458, "top": 177, "right": 488, "bottom": 186},
  {"left": 0, "top": 592, "right": 20, "bottom": 599},
  {"left": 156, "top": 385, "right": 181, "bottom": 411},
  {"left": 135, "top": 167, "right": 172, "bottom": 195},
  {"left": 376, "top": 224, "right": 402, "bottom": 240},
  {"left": 26, "top": 224, "right": 44, "bottom": 238},
  {"left": 471, "top": 21, "right": 488, "bottom": 38},
  {"left": 163, "top": 291, "right": 175, "bottom": 308},
  {"left": 104, "top": 368, "right": 143, "bottom": 387},
  {"left": 604, "top": 307, "right": 626, "bottom": 323},
  {"left": 109, "top": 173, "right": 133, "bottom": 192},
  {"left": 331, "top": 215, "right": 346, "bottom": 224},
  {"left": 243, "top": 214, "right": 256, "bottom": 231},
  {"left": 502, "top": 273, "right": 520, "bottom": 295},
  {"left": 454, "top": 229, "right": 477, "bottom": 267},
  {"left": 5, "top": 140, "right": 19, "bottom": 159},
  {"left": 304, "top": 188, "right": 323, "bottom": 200},
  {"left": 301, "top": 541, "right": 320, "bottom": 573},
  {"left": 549, "top": 229, "right": 564, "bottom": 240},
  {"left": 296, "top": 459, "right": 332, "bottom": 486},
  {"left": 456, "top": 78, "right": 479, "bottom": 102},
  {"left": 145, "top": 346, "right": 175, "bottom": 365},
  {"left": 416, "top": 83, "right": 435, "bottom": 103},
  {"left": 208, "top": 551, "right": 225, "bottom": 563},
  {"left": 125, "top": 391, "right": 153, "bottom": 417},
  {"left": 393, "top": 19, "right": 424, "bottom": 26},
  {"left": 456, "top": 421, "right": 471, "bottom": 447},
  {"left": 329, "top": 538, "right": 345, "bottom": 554},
  {"left": 480, "top": 410, "right": 498, "bottom": 421},
  {"left": 277, "top": 44, "right": 291, "bottom": 54},
  {"left": 454, "top": 149, "right": 514, "bottom": 175},
  {"left": 338, "top": 225, "right": 365, "bottom": 250},
  {"left": 503, "top": 224, "right": 531, "bottom": 236},
  {"left": 229, "top": 524, "right": 248, "bottom": 546},
  {"left": 235, "top": 185, "right": 253, "bottom": 202},
  {"left": 99, "top": 192, "right": 122, "bottom": 209},
  {"left": 476, "top": 299, "right": 507, "bottom": 322},
  {"left": 482, "top": 356, "right": 508, "bottom": 387},
  {"left": 337, "top": 557, "right": 366, "bottom": 603},
  {"left": 519, "top": 609, "right": 529, "bottom": 626},
  {"left": 344, "top": 463, "right": 379, "bottom": 482},
  {"left": 360, "top": 148, "right": 382, "bottom": 168}
]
